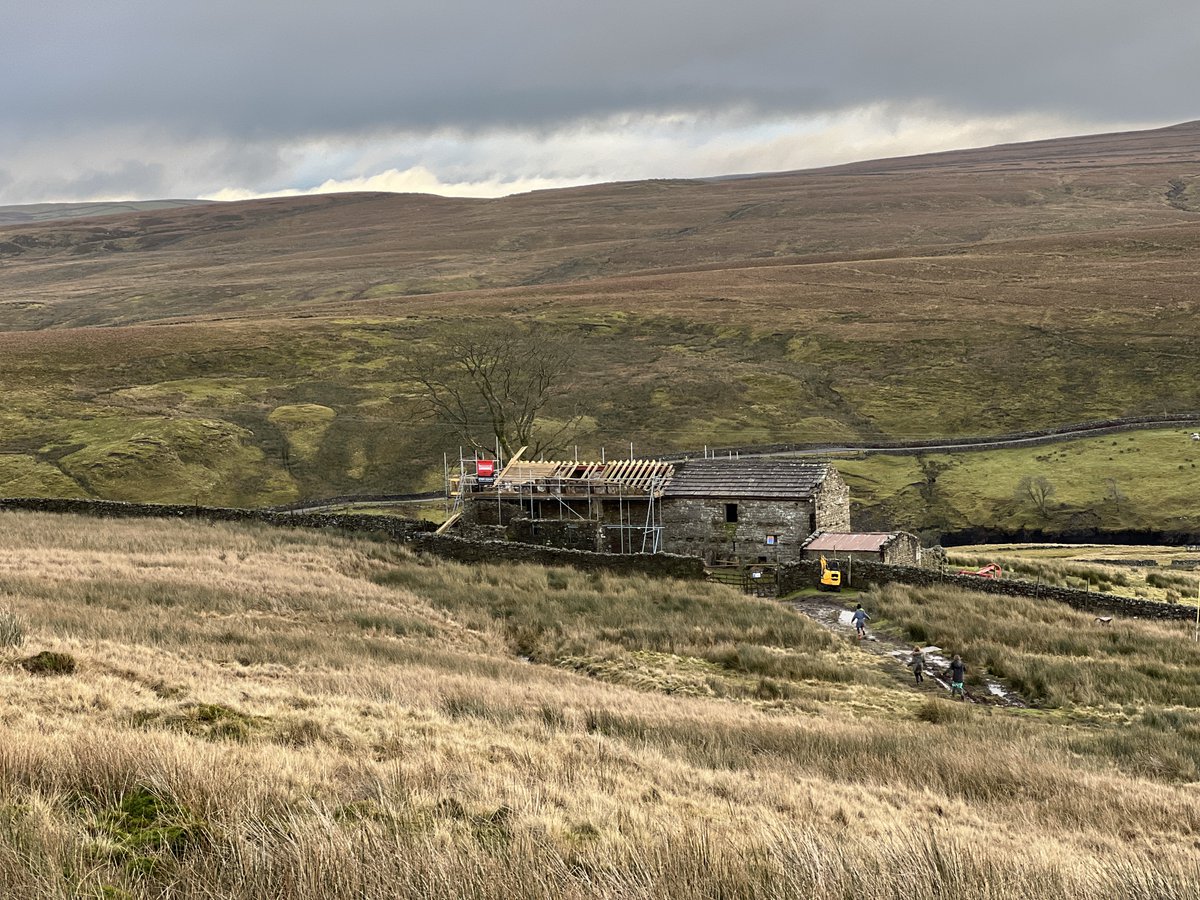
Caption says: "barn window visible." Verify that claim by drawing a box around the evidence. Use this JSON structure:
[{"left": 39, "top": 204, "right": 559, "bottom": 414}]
[{"left": 725, "top": 503, "right": 739, "bottom": 523}]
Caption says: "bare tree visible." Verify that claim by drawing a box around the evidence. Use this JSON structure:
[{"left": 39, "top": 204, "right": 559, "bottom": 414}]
[
  {"left": 1016, "top": 475, "right": 1056, "bottom": 518},
  {"left": 403, "top": 321, "right": 581, "bottom": 458},
  {"left": 1104, "top": 477, "right": 1126, "bottom": 512}
]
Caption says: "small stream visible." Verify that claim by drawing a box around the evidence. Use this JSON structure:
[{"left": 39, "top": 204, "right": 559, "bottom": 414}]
[
  {"left": 885, "top": 646, "right": 1026, "bottom": 707},
  {"left": 820, "top": 606, "right": 1026, "bottom": 707}
]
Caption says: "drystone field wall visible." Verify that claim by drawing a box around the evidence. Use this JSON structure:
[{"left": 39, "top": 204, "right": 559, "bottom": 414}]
[
  {"left": 778, "top": 558, "right": 1198, "bottom": 621},
  {"left": 0, "top": 498, "right": 705, "bottom": 581},
  {"left": 0, "top": 498, "right": 436, "bottom": 542},
  {"left": 410, "top": 534, "right": 706, "bottom": 579},
  {"left": 1, "top": 497, "right": 1190, "bottom": 605}
]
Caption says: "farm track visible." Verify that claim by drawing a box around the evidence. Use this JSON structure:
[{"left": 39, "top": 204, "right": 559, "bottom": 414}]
[
  {"left": 671, "top": 412, "right": 1200, "bottom": 462},
  {"left": 790, "top": 594, "right": 1028, "bottom": 707}
]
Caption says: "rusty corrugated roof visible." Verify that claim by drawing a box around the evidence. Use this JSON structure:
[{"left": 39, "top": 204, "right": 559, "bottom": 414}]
[
  {"left": 802, "top": 532, "right": 898, "bottom": 552},
  {"left": 663, "top": 459, "right": 831, "bottom": 500}
]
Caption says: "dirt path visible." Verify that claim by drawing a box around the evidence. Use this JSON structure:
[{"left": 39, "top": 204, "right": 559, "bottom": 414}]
[{"left": 789, "top": 594, "right": 1028, "bottom": 707}]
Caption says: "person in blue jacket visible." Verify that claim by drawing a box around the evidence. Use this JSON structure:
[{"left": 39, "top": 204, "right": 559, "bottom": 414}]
[{"left": 851, "top": 604, "right": 870, "bottom": 639}]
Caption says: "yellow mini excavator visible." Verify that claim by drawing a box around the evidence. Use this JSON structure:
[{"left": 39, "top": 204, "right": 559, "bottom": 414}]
[{"left": 818, "top": 555, "right": 842, "bottom": 592}]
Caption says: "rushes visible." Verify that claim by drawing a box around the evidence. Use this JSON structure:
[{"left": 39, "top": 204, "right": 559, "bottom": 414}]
[{"left": 0, "top": 606, "right": 24, "bottom": 647}]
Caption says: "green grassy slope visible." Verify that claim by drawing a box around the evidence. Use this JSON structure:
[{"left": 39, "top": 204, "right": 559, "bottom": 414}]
[
  {"left": 840, "top": 428, "right": 1200, "bottom": 536},
  {"left": 0, "top": 123, "right": 1197, "bottom": 531}
]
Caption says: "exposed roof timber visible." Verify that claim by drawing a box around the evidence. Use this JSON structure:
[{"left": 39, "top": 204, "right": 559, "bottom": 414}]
[{"left": 481, "top": 457, "right": 676, "bottom": 496}]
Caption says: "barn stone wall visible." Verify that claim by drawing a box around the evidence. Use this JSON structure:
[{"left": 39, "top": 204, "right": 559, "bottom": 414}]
[
  {"left": 508, "top": 517, "right": 604, "bottom": 551},
  {"left": 883, "top": 532, "right": 922, "bottom": 566},
  {"left": 814, "top": 470, "right": 851, "bottom": 532},
  {"left": 660, "top": 469, "right": 851, "bottom": 564},
  {"left": 660, "top": 498, "right": 815, "bottom": 564}
]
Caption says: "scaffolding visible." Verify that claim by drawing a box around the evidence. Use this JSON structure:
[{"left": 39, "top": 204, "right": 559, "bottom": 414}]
[{"left": 445, "top": 447, "right": 673, "bottom": 553}]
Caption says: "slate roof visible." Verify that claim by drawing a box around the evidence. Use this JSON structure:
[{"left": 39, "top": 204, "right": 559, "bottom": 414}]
[{"left": 663, "top": 459, "right": 832, "bottom": 500}]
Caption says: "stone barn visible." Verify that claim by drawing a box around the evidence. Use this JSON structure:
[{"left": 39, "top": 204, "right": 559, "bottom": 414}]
[
  {"left": 659, "top": 460, "right": 850, "bottom": 564},
  {"left": 800, "top": 531, "right": 922, "bottom": 567}
]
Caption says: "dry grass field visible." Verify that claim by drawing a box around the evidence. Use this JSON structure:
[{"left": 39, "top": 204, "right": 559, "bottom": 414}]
[
  {"left": 0, "top": 510, "right": 1197, "bottom": 898},
  {"left": 0, "top": 122, "right": 1198, "bottom": 531},
  {"left": 947, "top": 543, "right": 1200, "bottom": 605}
]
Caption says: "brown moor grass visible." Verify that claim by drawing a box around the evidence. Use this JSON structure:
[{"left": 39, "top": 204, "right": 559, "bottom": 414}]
[{"left": 0, "top": 510, "right": 1195, "bottom": 897}]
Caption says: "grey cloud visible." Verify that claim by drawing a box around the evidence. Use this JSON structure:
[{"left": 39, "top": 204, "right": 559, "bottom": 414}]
[
  {"left": 4, "top": 1, "right": 1198, "bottom": 142},
  {"left": 24, "top": 160, "right": 168, "bottom": 203},
  {"left": 2, "top": 1, "right": 1197, "bottom": 202}
]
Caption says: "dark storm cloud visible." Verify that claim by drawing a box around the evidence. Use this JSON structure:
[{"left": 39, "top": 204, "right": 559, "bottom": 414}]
[
  {"left": 24, "top": 160, "right": 168, "bottom": 202},
  {"left": 4, "top": 1, "right": 1197, "bottom": 141}
]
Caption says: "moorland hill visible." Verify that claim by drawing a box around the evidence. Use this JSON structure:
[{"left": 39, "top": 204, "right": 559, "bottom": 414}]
[
  {"left": 0, "top": 199, "right": 210, "bottom": 227},
  {"left": 4, "top": 121, "right": 1200, "bottom": 329},
  {"left": 0, "top": 122, "right": 1198, "bottom": 531}
]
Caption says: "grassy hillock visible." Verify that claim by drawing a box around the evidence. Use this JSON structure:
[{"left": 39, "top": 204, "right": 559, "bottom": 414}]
[
  {"left": 0, "top": 511, "right": 1196, "bottom": 897},
  {"left": 840, "top": 427, "right": 1200, "bottom": 536}
]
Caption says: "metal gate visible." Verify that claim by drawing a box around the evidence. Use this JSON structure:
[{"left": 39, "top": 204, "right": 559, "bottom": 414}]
[{"left": 706, "top": 566, "right": 777, "bottom": 597}]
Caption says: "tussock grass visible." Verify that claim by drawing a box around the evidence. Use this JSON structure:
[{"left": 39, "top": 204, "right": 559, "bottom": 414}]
[
  {"left": 0, "top": 510, "right": 1195, "bottom": 897},
  {"left": 0, "top": 606, "right": 25, "bottom": 647},
  {"left": 868, "top": 582, "right": 1200, "bottom": 708}
]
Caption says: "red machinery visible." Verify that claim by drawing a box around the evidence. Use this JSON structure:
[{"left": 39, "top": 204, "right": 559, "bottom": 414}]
[{"left": 956, "top": 563, "right": 1003, "bottom": 579}]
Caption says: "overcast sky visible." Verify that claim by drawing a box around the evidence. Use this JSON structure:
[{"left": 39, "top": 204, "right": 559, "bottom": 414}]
[{"left": 1, "top": 1, "right": 1196, "bottom": 204}]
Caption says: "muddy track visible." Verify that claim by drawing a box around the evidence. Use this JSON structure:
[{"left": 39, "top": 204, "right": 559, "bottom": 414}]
[
  {"left": 789, "top": 595, "right": 1028, "bottom": 708},
  {"left": 666, "top": 412, "right": 1200, "bottom": 463}
]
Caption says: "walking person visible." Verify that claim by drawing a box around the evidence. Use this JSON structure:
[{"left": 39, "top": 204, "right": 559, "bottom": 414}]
[
  {"left": 948, "top": 654, "right": 966, "bottom": 700},
  {"left": 851, "top": 604, "right": 870, "bottom": 640},
  {"left": 909, "top": 645, "right": 925, "bottom": 683}
]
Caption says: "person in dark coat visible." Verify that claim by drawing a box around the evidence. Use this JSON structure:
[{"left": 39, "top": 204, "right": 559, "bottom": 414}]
[
  {"left": 948, "top": 655, "right": 966, "bottom": 700},
  {"left": 908, "top": 646, "right": 925, "bottom": 683}
]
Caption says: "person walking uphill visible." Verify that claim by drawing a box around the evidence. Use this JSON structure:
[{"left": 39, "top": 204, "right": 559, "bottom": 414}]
[
  {"left": 851, "top": 604, "right": 870, "bottom": 640},
  {"left": 909, "top": 646, "right": 925, "bottom": 683},
  {"left": 948, "top": 655, "right": 966, "bottom": 700}
]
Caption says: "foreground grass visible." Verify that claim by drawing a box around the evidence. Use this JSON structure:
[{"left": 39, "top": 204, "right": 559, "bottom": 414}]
[{"left": 0, "top": 511, "right": 1196, "bottom": 898}]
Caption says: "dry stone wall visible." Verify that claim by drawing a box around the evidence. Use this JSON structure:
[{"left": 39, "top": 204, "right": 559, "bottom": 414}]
[
  {"left": 15, "top": 497, "right": 1188, "bottom": 609},
  {"left": 778, "top": 558, "right": 1197, "bottom": 621},
  {"left": 0, "top": 498, "right": 436, "bottom": 542},
  {"left": 411, "top": 533, "right": 706, "bottom": 579},
  {"left": 0, "top": 497, "right": 705, "bottom": 581}
]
